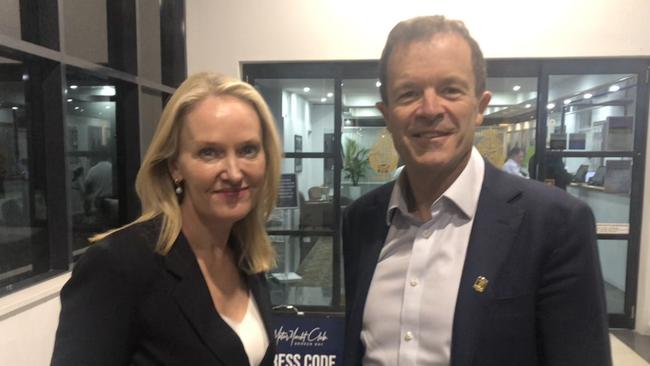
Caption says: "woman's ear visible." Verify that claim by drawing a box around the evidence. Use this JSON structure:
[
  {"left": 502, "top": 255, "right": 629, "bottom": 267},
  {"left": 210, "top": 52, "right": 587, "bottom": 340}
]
[{"left": 168, "top": 158, "right": 181, "bottom": 182}]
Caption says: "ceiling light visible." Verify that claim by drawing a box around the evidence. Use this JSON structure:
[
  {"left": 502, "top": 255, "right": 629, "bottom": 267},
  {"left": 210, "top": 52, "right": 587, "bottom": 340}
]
[
  {"left": 327, "top": 92, "right": 333, "bottom": 98},
  {"left": 525, "top": 104, "right": 531, "bottom": 108},
  {"left": 303, "top": 87, "right": 310, "bottom": 92},
  {"left": 70, "top": 85, "right": 78, "bottom": 89},
  {"left": 22, "top": 74, "right": 29, "bottom": 81},
  {"left": 608, "top": 85, "right": 620, "bottom": 92},
  {"left": 563, "top": 99, "right": 571, "bottom": 105},
  {"left": 546, "top": 103, "right": 555, "bottom": 109},
  {"left": 11, "top": 106, "right": 18, "bottom": 110},
  {"left": 512, "top": 85, "right": 521, "bottom": 91},
  {"left": 583, "top": 93, "right": 593, "bottom": 99},
  {"left": 321, "top": 97, "right": 327, "bottom": 102},
  {"left": 376, "top": 81, "right": 381, "bottom": 87},
  {"left": 74, "top": 106, "right": 79, "bottom": 110},
  {"left": 67, "top": 98, "right": 73, "bottom": 102}
]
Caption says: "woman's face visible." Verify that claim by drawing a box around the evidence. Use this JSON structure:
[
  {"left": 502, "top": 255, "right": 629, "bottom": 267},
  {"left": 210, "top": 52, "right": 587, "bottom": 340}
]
[{"left": 170, "top": 95, "right": 266, "bottom": 226}]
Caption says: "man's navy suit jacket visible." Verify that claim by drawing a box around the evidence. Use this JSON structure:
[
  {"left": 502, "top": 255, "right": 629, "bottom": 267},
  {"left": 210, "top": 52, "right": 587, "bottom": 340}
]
[{"left": 342, "top": 162, "right": 612, "bottom": 366}]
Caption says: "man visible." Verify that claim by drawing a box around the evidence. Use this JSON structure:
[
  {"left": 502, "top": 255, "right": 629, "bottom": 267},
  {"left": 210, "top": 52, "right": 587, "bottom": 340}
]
[
  {"left": 342, "top": 15, "right": 611, "bottom": 366},
  {"left": 503, "top": 146, "right": 527, "bottom": 177}
]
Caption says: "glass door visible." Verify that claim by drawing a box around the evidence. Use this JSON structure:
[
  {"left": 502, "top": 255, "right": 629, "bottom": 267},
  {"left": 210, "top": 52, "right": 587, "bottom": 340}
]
[{"left": 536, "top": 60, "right": 649, "bottom": 328}]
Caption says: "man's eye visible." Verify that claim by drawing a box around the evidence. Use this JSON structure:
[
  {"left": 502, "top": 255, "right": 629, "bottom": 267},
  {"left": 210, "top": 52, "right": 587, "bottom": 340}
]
[
  {"left": 397, "top": 90, "right": 417, "bottom": 101},
  {"left": 241, "top": 144, "right": 260, "bottom": 158},
  {"left": 442, "top": 86, "right": 463, "bottom": 97}
]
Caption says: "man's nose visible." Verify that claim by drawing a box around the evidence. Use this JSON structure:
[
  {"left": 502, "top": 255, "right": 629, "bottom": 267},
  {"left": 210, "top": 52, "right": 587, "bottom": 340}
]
[{"left": 416, "top": 89, "right": 444, "bottom": 119}]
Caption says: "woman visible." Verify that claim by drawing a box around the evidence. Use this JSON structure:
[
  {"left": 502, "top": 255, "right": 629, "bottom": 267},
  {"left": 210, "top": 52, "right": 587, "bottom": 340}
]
[{"left": 51, "top": 73, "right": 282, "bottom": 366}]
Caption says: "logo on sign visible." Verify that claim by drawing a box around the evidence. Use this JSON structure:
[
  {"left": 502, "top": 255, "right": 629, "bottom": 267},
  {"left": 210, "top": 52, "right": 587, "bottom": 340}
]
[{"left": 274, "top": 326, "right": 329, "bottom": 347}]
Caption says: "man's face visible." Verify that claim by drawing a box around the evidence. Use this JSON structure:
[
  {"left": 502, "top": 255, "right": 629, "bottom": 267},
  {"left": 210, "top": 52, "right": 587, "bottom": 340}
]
[{"left": 378, "top": 33, "right": 491, "bottom": 179}]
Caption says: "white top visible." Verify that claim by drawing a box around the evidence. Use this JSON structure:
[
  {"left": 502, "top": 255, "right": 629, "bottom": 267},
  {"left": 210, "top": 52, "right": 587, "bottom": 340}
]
[
  {"left": 361, "top": 147, "right": 485, "bottom": 366},
  {"left": 221, "top": 292, "right": 269, "bottom": 366},
  {"left": 503, "top": 158, "right": 525, "bottom": 177}
]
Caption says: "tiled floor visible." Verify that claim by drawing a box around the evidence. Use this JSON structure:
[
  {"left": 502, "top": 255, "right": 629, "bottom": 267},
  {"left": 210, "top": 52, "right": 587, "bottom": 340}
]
[{"left": 612, "top": 330, "right": 650, "bottom": 366}]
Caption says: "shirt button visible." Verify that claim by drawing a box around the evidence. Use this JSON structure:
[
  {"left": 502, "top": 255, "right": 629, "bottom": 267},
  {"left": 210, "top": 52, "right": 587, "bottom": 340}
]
[
  {"left": 422, "top": 229, "right": 432, "bottom": 238},
  {"left": 404, "top": 331, "right": 414, "bottom": 341},
  {"left": 410, "top": 279, "right": 419, "bottom": 287}
]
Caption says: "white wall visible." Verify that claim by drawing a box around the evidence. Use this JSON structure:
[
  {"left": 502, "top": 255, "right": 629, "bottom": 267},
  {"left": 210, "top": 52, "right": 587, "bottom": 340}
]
[
  {"left": 187, "top": 0, "right": 650, "bottom": 334},
  {"left": 186, "top": 0, "right": 650, "bottom": 78},
  {"left": 0, "top": 274, "right": 68, "bottom": 365}
]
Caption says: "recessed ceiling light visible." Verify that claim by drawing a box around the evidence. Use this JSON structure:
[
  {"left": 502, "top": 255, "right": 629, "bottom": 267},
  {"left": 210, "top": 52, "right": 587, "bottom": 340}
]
[
  {"left": 22, "top": 74, "right": 29, "bottom": 81},
  {"left": 563, "top": 99, "right": 571, "bottom": 105},
  {"left": 327, "top": 92, "right": 333, "bottom": 98},
  {"left": 66, "top": 98, "right": 73, "bottom": 102},
  {"left": 546, "top": 103, "right": 556, "bottom": 109},
  {"left": 70, "top": 85, "right": 78, "bottom": 89},
  {"left": 11, "top": 106, "right": 18, "bottom": 110},
  {"left": 74, "top": 106, "right": 79, "bottom": 110},
  {"left": 303, "top": 87, "right": 310, "bottom": 93},
  {"left": 608, "top": 85, "right": 620, "bottom": 92},
  {"left": 320, "top": 97, "right": 327, "bottom": 102},
  {"left": 512, "top": 85, "right": 521, "bottom": 91},
  {"left": 583, "top": 93, "right": 593, "bottom": 99},
  {"left": 525, "top": 104, "right": 531, "bottom": 108},
  {"left": 376, "top": 81, "right": 381, "bottom": 87}
]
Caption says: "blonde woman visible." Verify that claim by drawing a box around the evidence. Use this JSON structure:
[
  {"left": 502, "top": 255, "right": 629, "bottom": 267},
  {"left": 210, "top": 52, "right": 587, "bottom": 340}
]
[{"left": 51, "top": 73, "right": 282, "bottom": 366}]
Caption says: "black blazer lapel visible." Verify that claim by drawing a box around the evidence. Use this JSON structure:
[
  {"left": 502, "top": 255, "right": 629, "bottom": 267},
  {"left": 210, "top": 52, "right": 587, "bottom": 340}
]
[
  {"left": 451, "top": 163, "right": 525, "bottom": 366},
  {"left": 344, "top": 182, "right": 393, "bottom": 365},
  {"left": 164, "top": 234, "right": 250, "bottom": 366}
]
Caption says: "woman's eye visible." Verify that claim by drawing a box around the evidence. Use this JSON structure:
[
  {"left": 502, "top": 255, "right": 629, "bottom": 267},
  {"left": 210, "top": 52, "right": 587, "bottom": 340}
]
[
  {"left": 241, "top": 144, "right": 260, "bottom": 158},
  {"left": 198, "top": 148, "right": 217, "bottom": 159}
]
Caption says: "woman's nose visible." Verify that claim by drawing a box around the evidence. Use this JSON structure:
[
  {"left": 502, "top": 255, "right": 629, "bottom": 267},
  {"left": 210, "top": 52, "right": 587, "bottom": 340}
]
[{"left": 220, "top": 156, "right": 243, "bottom": 183}]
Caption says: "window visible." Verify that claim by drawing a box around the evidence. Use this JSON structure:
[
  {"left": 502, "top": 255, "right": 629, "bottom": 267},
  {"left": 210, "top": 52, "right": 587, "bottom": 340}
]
[{"left": 0, "top": 0, "right": 185, "bottom": 296}]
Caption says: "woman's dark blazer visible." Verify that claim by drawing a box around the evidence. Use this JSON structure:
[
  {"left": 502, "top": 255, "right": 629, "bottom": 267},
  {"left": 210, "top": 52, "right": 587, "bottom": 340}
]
[{"left": 51, "top": 219, "right": 276, "bottom": 366}]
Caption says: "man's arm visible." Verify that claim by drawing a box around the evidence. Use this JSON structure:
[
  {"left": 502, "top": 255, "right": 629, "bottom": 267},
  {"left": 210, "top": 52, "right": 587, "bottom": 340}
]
[{"left": 536, "top": 201, "right": 612, "bottom": 366}]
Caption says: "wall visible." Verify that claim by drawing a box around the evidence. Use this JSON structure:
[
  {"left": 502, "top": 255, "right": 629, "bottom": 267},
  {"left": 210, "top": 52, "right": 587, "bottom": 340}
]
[
  {"left": 0, "top": 273, "right": 69, "bottom": 365},
  {"left": 187, "top": 0, "right": 650, "bottom": 334},
  {"left": 186, "top": 0, "right": 650, "bottom": 78}
]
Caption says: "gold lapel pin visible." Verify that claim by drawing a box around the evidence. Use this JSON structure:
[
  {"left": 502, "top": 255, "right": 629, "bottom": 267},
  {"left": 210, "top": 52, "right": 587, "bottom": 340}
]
[{"left": 473, "top": 276, "right": 489, "bottom": 293}]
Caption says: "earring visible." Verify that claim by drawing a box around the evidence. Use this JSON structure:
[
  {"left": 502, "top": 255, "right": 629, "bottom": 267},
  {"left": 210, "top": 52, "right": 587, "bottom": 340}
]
[{"left": 174, "top": 179, "right": 183, "bottom": 195}]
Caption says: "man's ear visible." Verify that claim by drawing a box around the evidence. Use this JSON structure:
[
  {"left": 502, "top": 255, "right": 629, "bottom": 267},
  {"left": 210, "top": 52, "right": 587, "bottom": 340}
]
[
  {"left": 475, "top": 91, "right": 492, "bottom": 126},
  {"left": 377, "top": 101, "right": 392, "bottom": 132}
]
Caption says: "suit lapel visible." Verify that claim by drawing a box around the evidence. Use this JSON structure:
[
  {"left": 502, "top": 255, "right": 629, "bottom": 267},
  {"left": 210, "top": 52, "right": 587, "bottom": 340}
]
[
  {"left": 164, "top": 234, "right": 249, "bottom": 366},
  {"left": 349, "top": 183, "right": 393, "bottom": 335},
  {"left": 450, "top": 164, "right": 525, "bottom": 366}
]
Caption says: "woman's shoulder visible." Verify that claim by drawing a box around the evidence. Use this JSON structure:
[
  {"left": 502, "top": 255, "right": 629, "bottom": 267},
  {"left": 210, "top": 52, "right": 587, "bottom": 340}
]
[{"left": 84, "top": 219, "right": 163, "bottom": 271}]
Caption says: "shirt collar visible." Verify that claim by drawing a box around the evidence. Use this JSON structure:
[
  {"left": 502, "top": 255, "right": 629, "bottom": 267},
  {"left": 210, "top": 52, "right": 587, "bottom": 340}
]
[{"left": 386, "top": 147, "right": 485, "bottom": 225}]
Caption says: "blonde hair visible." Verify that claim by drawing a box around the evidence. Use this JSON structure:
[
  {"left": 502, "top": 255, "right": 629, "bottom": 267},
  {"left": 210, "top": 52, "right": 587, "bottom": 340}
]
[{"left": 92, "top": 72, "right": 282, "bottom": 273}]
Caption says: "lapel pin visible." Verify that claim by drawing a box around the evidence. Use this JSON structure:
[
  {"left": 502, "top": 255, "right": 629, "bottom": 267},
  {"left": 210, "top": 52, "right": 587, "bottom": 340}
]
[{"left": 473, "top": 276, "right": 489, "bottom": 293}]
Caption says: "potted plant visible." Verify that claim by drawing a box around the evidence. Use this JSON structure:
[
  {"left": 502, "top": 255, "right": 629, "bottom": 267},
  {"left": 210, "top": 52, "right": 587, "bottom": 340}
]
[{"left": 343, "top": 138, "right": 370, "bottom": 196}]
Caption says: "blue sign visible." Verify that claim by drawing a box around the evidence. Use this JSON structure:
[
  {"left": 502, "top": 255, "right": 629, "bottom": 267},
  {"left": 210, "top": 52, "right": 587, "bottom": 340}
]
[{"left": 272, "top": 313, "right": 344, "bottom": 366}]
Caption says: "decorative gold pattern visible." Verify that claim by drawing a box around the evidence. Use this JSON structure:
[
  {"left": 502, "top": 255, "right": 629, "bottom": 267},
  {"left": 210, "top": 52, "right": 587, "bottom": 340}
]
[{"left": 368, "top": 128, "right": 398, "bottom": 180}]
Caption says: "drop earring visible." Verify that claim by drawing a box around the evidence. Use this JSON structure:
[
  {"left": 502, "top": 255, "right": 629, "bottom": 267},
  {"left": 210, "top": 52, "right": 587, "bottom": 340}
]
[{"left": 174, "top": 179, "right": 183, "bottom": 195}]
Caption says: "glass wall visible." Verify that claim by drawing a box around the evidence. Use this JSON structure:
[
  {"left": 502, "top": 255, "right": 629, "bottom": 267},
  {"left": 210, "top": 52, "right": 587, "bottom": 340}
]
[{"left": 244, "top": 59, "right": 649, "bottom": 328}]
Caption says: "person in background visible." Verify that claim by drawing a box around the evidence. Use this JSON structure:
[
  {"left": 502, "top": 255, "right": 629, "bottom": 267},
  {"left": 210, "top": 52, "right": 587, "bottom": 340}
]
[
  {"left": 51, "top": 72, "right": 282, "bottom": 366},
  {"left": 503, "top": 146, "right": 527, "bottom": 177},
  {"left": 342, "top": 15, "right": 611, "bottom": 366},
  {"left": 83, "top": 153, "right": 113, "bottom": 224}
]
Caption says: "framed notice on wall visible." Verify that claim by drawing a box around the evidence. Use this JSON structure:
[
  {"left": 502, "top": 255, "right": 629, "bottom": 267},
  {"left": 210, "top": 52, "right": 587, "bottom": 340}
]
[{"left": 294, "top": 134, "right": 302, "bottom": 173}]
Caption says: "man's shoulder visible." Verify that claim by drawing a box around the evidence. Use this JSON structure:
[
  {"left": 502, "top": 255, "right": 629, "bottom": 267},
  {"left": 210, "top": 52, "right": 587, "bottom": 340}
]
[
  {"left": 485, "top": 164, "right": 587, "bottom": 211},
  {"left": 344, "top": 181, "right": 395, "bottom": 216}
]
